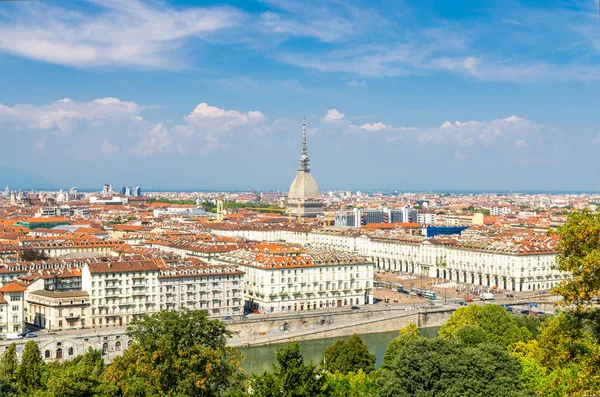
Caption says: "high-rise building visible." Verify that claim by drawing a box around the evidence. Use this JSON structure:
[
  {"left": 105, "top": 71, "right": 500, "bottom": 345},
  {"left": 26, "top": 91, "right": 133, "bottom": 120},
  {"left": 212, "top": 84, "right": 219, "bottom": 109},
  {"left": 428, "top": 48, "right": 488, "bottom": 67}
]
[
  {"left": 287, "top": 116, "right": 323, "bottom": 218},
  {"left": 125, "top": 186, "right": 133, "bottom": 196},
  {"left": 120, "top": 186, "right": 126, "bottom": 195},
  {"left": 134, "top": 186, "right": 142, "bottom": 197}
]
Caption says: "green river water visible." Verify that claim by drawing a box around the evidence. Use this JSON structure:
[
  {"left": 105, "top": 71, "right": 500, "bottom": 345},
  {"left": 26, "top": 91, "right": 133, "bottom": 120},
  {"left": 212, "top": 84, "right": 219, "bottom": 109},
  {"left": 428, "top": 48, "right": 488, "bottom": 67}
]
[{"left": 239, "top": 326, "right": 440, "bottom": 374}]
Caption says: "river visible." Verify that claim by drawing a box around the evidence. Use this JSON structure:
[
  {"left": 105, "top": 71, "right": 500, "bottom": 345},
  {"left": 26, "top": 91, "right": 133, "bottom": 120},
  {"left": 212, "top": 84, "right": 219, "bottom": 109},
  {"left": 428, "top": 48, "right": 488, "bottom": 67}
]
[{"left": 239, "top": 326, "right": 440, "bottom": 374}]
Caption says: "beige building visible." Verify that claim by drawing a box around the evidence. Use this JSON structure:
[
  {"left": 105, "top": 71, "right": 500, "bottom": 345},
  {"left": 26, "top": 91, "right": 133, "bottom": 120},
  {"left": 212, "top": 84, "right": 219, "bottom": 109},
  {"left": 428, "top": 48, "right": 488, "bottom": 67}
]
[{"left": 27, "top": 290, "right": 90, "bottom": 330}]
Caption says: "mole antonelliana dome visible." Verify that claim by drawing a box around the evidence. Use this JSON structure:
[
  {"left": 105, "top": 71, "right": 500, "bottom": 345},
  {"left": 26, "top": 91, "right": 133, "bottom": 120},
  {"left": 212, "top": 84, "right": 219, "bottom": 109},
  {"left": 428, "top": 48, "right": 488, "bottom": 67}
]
[{"left": 287, "top": 116, "right": 323, "bottom": 218}]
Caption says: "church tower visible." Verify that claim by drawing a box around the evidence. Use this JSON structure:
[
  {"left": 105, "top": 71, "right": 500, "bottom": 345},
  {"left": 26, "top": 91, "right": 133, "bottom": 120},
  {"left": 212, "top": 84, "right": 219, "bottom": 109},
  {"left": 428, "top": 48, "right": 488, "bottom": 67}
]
[{"left": 287, "top": 116, "right": 323, "bottom": 218}]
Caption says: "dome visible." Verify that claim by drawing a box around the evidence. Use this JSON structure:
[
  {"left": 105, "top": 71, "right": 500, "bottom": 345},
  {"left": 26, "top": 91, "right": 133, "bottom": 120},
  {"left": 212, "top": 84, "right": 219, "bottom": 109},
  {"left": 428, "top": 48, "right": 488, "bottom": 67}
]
[{"left": 288, "top": 171, "right": 320, "bottom": 200}]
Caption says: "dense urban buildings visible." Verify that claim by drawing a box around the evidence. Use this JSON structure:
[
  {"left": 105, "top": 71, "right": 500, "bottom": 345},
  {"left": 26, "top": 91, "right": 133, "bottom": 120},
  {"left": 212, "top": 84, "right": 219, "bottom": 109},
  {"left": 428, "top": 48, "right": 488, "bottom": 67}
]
[{"left": 0, "top": 179, "right": 591, "bottom": 345}]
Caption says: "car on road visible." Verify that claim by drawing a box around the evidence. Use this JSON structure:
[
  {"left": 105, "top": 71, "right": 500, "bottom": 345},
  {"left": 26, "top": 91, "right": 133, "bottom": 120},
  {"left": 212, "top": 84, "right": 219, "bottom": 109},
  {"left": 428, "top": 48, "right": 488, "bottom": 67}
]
[
  {"left": 466, "top": 297, "right": 473, "bottom": 302},
  {"left": 351, "top": 305, "right": 360, "bottom": 310},
  {"left": 25, "top": 333, "right": 37, "bottom": 338},
  {"left": 251, "top": 309, "right": 260, "bottom": 314},
  {"left": 223, "top": 316, "right": 233, "bottom": 321}
]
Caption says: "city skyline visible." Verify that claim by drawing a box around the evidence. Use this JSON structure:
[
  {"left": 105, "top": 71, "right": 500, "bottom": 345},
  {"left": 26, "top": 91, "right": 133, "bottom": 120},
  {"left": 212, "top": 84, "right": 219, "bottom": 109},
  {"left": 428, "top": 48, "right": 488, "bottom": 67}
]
[{"left": 1, "top": 0, "right": 600, "bottom": 191}]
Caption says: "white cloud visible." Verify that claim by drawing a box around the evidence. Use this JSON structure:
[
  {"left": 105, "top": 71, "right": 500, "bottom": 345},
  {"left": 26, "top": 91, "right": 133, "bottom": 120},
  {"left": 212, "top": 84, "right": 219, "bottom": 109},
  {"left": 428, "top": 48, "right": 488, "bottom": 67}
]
[
  {"left": 99, "top": 140, "right": 119, "bottom": 155},
  {"left": 514, "top": 139, "right": 528, "bottom": 148},
  {"left": 0, "top": 0, "right": 243, "bottom": 69},
  {"left": 259, "top": 0, "right": 381, "bottom": 43},
  {"left": 170, "top": 103, "right": 267, "bottom": 155},
  {"left": 360, "top": 122, "right": 389, "bottom": 131},
  {"left": 0, "top": 97, "right": 140, "bottom": 135},
  {"left": 323, "top": 109, "right": 345, "bottom": 122},
  {"left": 0, "top": 98, "right": 268, "bottom": 158},
  {"left": 356, "top": 122, "right": 415, "bottom": 132},
  {"left": 130, "top": 123, "right": 171, "bottom": 156},
  {"left": 346, "top": 80, "right": 366, "bottom": 87},
  {"left": 417, "top": 116, "right": 537, "bottom": 147}
]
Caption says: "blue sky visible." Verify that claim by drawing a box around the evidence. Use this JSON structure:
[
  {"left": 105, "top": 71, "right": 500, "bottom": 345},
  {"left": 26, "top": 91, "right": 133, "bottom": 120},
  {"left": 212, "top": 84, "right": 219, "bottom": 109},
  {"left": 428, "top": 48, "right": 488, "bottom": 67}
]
[{"left": 0, "top": 0, "right": 599, "bottom": 191}]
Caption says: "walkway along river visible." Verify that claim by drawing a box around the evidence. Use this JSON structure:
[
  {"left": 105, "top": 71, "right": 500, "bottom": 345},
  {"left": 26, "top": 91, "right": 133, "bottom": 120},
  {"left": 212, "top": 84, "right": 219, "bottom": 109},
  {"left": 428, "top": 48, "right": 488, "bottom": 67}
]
[{"left": 239, "top": 326, "right": 440, "bottom": 374}]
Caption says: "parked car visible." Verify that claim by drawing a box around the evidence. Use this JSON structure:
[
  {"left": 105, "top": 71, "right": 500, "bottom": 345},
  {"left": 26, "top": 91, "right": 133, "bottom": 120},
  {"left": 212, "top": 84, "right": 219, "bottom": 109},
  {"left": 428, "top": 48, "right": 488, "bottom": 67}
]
[
  {"left": 223, "top": 316, "right": 233, "bottom": 321},
  {"left": 459, "top": 301, "right": 467, "bottom": 306},
  {"left": 466, "top": 297, "right": 474, "bottom": 302},
  {"left": 251, "top": 309, "right": 260, "bottom": 314},
  {"left": 6, "top": 333, "right": 22, "bottom": 340},
  {"left": 25, "top": 333, "right": 37, "bottom": 338},
  {"left": 351, "top": 305, "right": 360, "bottom": 310}
]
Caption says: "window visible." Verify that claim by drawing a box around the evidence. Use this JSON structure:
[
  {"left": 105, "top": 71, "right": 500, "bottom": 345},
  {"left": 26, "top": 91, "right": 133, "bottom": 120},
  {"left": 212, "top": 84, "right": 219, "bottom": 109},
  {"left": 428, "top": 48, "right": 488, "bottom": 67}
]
[
  {"left": 45, "top": 350, "right": 50, "bottom": 358},
  {"left": 68, "top": 347, "right": 74, "bottom": 356}
]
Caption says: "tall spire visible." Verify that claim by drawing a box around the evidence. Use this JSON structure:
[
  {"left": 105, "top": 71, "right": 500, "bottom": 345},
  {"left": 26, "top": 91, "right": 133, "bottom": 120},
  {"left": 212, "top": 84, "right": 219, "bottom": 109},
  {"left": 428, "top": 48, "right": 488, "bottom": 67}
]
[
  {"left": 298, "top": 114, "right": 310, "bottom": 172},
  {"left": 302, "top": 114, "right": 307, "bottom": 156}
]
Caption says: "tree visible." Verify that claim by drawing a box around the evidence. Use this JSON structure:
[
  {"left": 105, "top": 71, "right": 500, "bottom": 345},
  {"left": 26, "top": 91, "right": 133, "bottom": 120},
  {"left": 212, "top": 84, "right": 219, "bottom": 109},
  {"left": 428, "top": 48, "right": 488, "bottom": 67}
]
[
  {"left": 326, "top": 370, "right": 378, "bottom": 397},
  {"left": 377, "top": 338, "right": 531, "bottom": 397},
  {"left": 381, "top": 323, "right": 421, "bottom": 370},
  {"left": 438, "top": 304, "right": 532, "bottom": 347},
  {"left": 19, "top": 248, "right": 49, "bottom": 261},
  {"left": 17, "top": 340, "right": 44, "bottom": 393},
  {"left": 0, "top": 343, "right": 18, "bottom": 386},
  {"left": 44, "top": 348, "right": 115, "bottom": 397},
  {"left": 551, "top": 210, "right": 600, "bottom": 308},
  {"left": 244, "top": 343, "right": 329, "bottom": 397},
  {"left": 321, "top": 334, "right": 375, "bottom": 375},
  {"left": 106, "top": 309, "right": 243, "bottom": 397}
]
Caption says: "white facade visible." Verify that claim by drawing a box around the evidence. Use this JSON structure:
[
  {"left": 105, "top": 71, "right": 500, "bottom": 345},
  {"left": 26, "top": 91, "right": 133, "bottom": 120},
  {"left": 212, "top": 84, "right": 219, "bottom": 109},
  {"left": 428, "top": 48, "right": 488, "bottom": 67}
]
[
  {"left": 158, "top": 263, "right": 244, "bottom": 317},
  {"left": 445, "top": 248, "right": 566, "bottom": 292},
  {"left": 207, "top": 226, "right": 567, "bottom": 292},
  {"left": 0, "top": 284, "right": 26, "bottom": 335},
  {"left": 81, "top": 261, "right": 159, "bottom": 328},
  {"left": 216, "top": 249, "right": 373, "bottom": 313}
]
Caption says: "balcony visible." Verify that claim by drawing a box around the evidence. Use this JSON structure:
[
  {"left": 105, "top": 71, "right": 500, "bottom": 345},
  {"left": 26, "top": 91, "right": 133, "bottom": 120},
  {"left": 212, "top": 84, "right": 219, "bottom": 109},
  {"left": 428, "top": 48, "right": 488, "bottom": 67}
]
[{"left": 65, "top": 314, "right": 80, "bottom": 320}]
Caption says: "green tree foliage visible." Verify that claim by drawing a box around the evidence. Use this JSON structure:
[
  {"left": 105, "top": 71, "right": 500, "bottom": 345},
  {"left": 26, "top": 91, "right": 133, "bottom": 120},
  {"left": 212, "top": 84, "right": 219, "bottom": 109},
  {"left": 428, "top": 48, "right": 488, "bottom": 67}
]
[
  {"left": 107, "top": 309, "right": 242, "bottom": 397},
  {"left": 326, "top": 370, "right": 378, "bottom": 397},
  {"left": 0, "top": 343, "right": 19, "bottom": 386},
  {"left": 378, "top": 338, "right": 531, "bottom": 397},
  {"left": 381, "top": 323, "right": 421, "bottom": 369},
  {"left": 17, "top": 341, "right": 44, "bottom": 394},
  {"left": 243, "top": 343, "right": 329, "bottom": 397},
  {"left": 320, "top": 334, "right": 375, "bottom": 375},
  {"left": 438, "top": 304, "right": 532, "bottom": 347},
  {"left": 551, "top": 210, "right": 600, "bottom": 307},
  {"left": 43, "top": 348, "right": 115, "bottom": 397}
]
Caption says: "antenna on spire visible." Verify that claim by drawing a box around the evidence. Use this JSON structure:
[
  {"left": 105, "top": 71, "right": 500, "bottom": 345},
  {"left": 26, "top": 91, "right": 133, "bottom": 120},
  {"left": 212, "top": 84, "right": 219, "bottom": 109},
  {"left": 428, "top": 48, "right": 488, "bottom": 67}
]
[
  {"left": 302, "top": 114, "right": 307, "bottom": 155},
  {"left": 298, "top": 114, "right": 310, "bottom": 172}
]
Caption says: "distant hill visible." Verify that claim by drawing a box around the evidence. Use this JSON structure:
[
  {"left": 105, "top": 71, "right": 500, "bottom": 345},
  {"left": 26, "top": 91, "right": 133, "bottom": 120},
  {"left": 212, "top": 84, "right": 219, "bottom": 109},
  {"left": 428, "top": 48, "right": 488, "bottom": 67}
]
[{"left": 0, "top": 166, "right": 57, "bottom": 190}]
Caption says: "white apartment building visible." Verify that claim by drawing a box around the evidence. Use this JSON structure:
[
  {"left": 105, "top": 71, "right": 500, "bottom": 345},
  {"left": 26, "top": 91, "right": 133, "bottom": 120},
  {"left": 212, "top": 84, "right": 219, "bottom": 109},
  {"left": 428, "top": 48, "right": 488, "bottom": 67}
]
[
  {"left": 490, "top": 206, "right": 511, "bottom": 216},
  {"left": 216, "top": 245, "right": 373, "bottom": 313},
  {"left": 158, "top": 262, "right": 244, "bottom": 317},
  {"left": 444, "top": 237, "right": 568, "bottom": 292},
  {"left": 0, "top": 282, "right": 26, "bottom": 335},
  {"left": 417, "top": 212, "right": 437, "bottom": 225},
  {"left": 81, "top": 259, "right": 160, "bottom": 328},
  {"left": 206, "top": 224, "right": 567, "bottom": 292}
]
